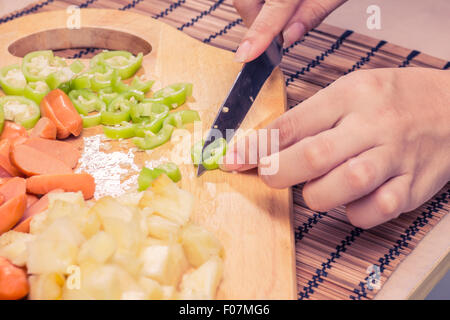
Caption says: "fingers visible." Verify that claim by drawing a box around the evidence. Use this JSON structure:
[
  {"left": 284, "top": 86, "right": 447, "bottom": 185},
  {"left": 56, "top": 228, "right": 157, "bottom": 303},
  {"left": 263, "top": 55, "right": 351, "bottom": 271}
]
[
  {"left": 234, "top": 0, "right": 301, "bottom": 62},
  {"left": 302, "top": 146, "right": 398, "bottom": 212},
  {"left": 346, "top": 175, "right": 412, "bottom": 229},
  {"left": 233, "top": 0, "right": 263, "bottom": 27},
  {"left": 259, "top": 118, "right": 376, "bottom": 188},
  {"left": 220, "top": 85, "right": 347, "bottom": 172}
]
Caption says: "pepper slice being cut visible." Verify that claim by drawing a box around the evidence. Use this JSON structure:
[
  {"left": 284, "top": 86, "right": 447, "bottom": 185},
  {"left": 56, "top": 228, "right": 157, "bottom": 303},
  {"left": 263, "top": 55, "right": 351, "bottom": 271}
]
[
  {"left": 150, "top": 83, "right": 193, "bottom": 109},
  {"left": 24, "top": 81, "right": 50, "bottom": 105},
  {"left": 68, "top": 89, "right": 106, "bottom": 116},
  {"left": 133, "top": 123, "right": 174, "bottom": 150},
  {"left": 138, "top": 162, "right": 181, "bottom": 191},
  {"left": 0, "top": 64, "right": 27, "bottom": 95},
  {"left": 102, "top": 122, "right": 136, "bottom": 140},
  {"left": 22, "top": 51, "right": 67, "bottom": 82},
  {"left": 0, "top": 96, "right": 40, "bottom": 129},
  {"left": 81, "top": 113, "right": 101, "bottom": 128},
  {"left": 191, "top": 138, "right": 227, "bottom": 170},
  {"left": 90, "top": 51, "right": 143, "bottom": 80}
]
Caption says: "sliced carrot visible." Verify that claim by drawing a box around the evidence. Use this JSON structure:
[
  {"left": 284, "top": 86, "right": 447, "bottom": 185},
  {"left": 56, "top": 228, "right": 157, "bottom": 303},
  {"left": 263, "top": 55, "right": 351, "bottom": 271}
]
[
  {"left": 0, "top": 194, "right": 27, "bottom": 235},
  {"left": 26, "top": 194, "right": 39, "bottom": 208},
  {"left": 15, "top": 189, "right": 64, "bottom": 233},
  {"left": 0, "top": 257, "right": 29, "bottom": 300},
  {"left": 41, "top": 89, "right": 83, "bottom": 138},
  {"left": 10, "top": 144, "right": 73, "bottom": 177},
  {"left": 22, "top": 137, "right": 80, "bottom": 169},
  {"left": 30, "top": 117, "right": 57, "bottom": 140},
  {"left": 26, "top": 173, "right": 95, "bottom": 199},
  {"left": 0, "top": 139, "right": 22, "bottom": 177},
  {"left": 0, "top": 177, "right": 26, "bottom": 202},
  {"left": 0, "top": 121, "right": 28, "bottom": 143}
]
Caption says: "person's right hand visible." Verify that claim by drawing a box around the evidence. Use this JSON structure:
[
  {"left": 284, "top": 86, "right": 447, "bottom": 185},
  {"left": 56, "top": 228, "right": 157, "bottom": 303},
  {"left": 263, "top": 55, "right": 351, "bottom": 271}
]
[{"left": 233, "top": 0, "right": 347, "bottom": 62}]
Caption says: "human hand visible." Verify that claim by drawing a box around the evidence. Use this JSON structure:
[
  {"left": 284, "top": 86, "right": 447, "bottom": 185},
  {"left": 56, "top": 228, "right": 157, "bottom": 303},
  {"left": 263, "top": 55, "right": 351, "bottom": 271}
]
[
  {"left": 233, "top": 0, "right": 347, "bottom": 62},
  {"left": 220, "top": 68, "right": 450, "bottom": 229}
]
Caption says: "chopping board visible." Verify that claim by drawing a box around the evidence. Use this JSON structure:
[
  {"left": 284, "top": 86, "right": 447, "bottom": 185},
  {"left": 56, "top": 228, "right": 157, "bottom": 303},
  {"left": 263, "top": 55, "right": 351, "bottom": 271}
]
[{"left": 0, "top": 9, "right": 296, "bottom": 299}]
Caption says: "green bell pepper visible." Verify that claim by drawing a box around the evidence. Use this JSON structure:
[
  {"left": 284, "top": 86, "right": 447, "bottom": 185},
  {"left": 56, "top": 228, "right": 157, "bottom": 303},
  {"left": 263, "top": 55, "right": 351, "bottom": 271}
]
[
  {"left": 71, "top": 73, "right": 92, "bottom": 90},
  {"left": 81, "top": 113, "right": 102, "bottom": 128},
  {"left": 88, "top": 65, "right": 115, "bottom": 92},
  {"left": 69, "top": 89, "right": 106, "bottom": 116},
  {"left": 69, "top": 59, "right": 85, "bottom": 74},
  {"left": 163, "top": 110, "right": 200, "bottom": 128},
  {"left": 130, "top": 101, "right": 169, "bottom": 123},
  {"left": 0, "top": 96, "right": 40, "bottom": 129},
  {"left": 150, "top": 83, "right": 193, "bottom": 109},
  {"left": 138, "top": 162, "right": 181, "bottom": 191},
  {"left": 0, "top": 64, "right": 27, "bottom": 95},
  {"left": 22, "top": 50, "right": 67, "bottom": 82},
  {"left": 112, "top": 74, "right": 154, "bottom": 94},
  {"left": 98, "top": 87, "right": 120, "bottom": 105},
  {"left": 102, "top": 122, "right": 136, "bottom": 140},
  {"left": 24, "top": 81, "right": 50, "bottom": 104},
  {"left": 191, "top": 138, "right": 227, "bottom": 170},
  {"left": 90, "top": 51, "right": 143, "bottom": 80},
  {"left": 133, "top": 123, "right": 174, "bottom": 150}
]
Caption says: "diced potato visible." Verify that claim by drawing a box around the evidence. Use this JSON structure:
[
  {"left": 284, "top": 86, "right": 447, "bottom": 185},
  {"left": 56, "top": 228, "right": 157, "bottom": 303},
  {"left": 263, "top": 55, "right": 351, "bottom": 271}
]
[
  {"left": 27, "top": 218, "right": 84, "bottom": 274},
  {"left": 77, "top": 231, "right": 116, "bottom": 265},
  {"left": 29, "top": 273, "right": 65, "bottom": 300},
  {"left": 180, "top": 224, "right": 224, "bottom": 267},
  {"left": 140, "top": 243, "right": 188, "bottom": 286},
  {"left": 112, "top": 248, "right": 142, "bottom": 277},
  {"left": 161, "top": 285, "right": 176, "bottom": 300},
  {"left": 91, "top": 197, "right": 144, "bottom": 252},
  {"left": 138, "top": 277, "right": 164, "bottom": 300},
  {"left": 178, "top": 256, "right": 223, "bottom": 300},
  {"left": 29, "top": 210, "right": 49, "bottom": 235},
  {"left": 46, "top": 199, "right": 90, "bottom": 232},
  {"left": 146, "top": 215, "right": 180, "bottom": 241},
  {"left": 139, "top": 175, "right": 193, "bottom": 225},
  {"left": 81, "top": 210, "right": 102, "bottom": 239},
  {"left": 116, "top": 192, "right": 143, "bottom": 207},
  {"left": 121, "top": 290, "right": 147, "bottom": 300},
  {"left": 0, "top": 231, "right": 35, "bottom": 267},
  {"left": 48, "top": 192, "right": 85, "bottom": 208}
]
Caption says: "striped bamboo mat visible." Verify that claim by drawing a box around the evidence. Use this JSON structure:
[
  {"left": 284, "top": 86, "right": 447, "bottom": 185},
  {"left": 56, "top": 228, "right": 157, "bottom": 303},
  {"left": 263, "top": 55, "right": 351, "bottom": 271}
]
[{"left": 2, "top": 0, "right": 449, "bottom": 300}]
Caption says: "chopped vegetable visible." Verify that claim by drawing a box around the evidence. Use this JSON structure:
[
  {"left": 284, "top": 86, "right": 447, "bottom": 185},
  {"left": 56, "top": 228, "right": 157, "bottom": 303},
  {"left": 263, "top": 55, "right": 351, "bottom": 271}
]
[
  {"left": 191, "top": 140, "right": 204, "bottom": 166},
  {"left": 22, "top": 51, "right": 67, "bottom": 82},
  {"left": 90, "top": 51, "right": 143, "bottom": 80},
  {"left": 81, "top": 112, "right": 101, "bottom": 128},
  {"left": 191, "top": 138, "right": 227, "bottom": 170},
  {"left": 164, "top": 110, "right": 200, "bottom": 128},
  {"left": 0, "top": 64, "right": 27, "bottom": 95},
  {"left": 98, "top": 86, "right": 119, "bottom": 105},
  {"left": 88, "top": 65, "right": 115, "bottom": 92},
  {"left": 103, "top": 122, "right": 136, "bottom": 140},
  {"left": 68, "top": 89, "right": 105, "bottom": 115},
  {"left": 112, "top": 74, "right": 154, "bottom": 94},
  {"left": 130, "top": 101, "right": 169, "bottom": 124},
  {"left": 138, "top": 162, "right": 181, "bottom": 191},
  {"left": 24, "top": 81, "right": 50, "bottom": 104},
  {"left": 26, "top": 173, "right": 96, "bottom": 199},
  {"left": 133, "top": 123, "right": 174, "bottom": 150},
  {"left": 40, "top": 89, "right": 83, "bottom": 138},
  {"left": 150, "top": 83, "right": 193, "bottom": 109},
  {"left": 0, "top": 96, "right": 40, "bottom": 129}
]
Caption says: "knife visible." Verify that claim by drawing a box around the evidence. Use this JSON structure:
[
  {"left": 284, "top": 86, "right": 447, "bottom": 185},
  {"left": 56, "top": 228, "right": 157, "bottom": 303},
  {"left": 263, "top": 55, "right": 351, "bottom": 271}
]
[{"left": 197, "top": 37, "right": 283, "bottom": 176}]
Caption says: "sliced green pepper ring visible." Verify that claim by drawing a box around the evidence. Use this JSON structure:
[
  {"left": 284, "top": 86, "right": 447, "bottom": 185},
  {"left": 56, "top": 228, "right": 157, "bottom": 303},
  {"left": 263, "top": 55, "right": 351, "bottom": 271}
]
[
  {"left": 164, "top": 110, "right": 200, "bottom": 128},
  {"left": 24, "top": 81, "right": 50, "bottom": 105},
  {"left": 89, "top": 65, "right": 115, "bottom": 92},
  {"left": 130, "top": 101, "right": 169, "bottom": 123},
  {"left": 103, "top": 121, "right": 136, "bottom": 140},
  {"left": 98, "top": 87, "right": 120, "bottom": 105},
  {"left": 82, "top": 112, "right": 102, "bottom": 128},
  {"left": 111, "top": 90, "right": 145, "bottom": 107},
  {"left": 22, "top": 50, "right": 67, "bottom": 82},
  {"left": 112, "top": 73, "right": 154, "bottom": 94},
  {"left": 133, "top": 123, "right": 174, "bottom": 150},
  {"left": 69, "top": 59, "right": 85, "bottom": 74},
  {"left": 0, "top": 96, "right": 41, "bottom": 129},
  {"left": 69, "top": 89, "right": 106, "bottom": 116},
  {"left": 0, "top": 64, "right": 27, "bottom": 95},
  {"left": 90, "top": 51, "right": 143, "bottom": 80},
  {"left": 137, "top": 162, "right": 181, "bottom": 191},
  {"left": 194, "top": 138, "right": 227, "bottom": 170},
  {"left": 71, "top": 73, "right": 92, "bottom": 90},
  {"left": 150, "top": 83, "right": 193, "bottom": 109}
]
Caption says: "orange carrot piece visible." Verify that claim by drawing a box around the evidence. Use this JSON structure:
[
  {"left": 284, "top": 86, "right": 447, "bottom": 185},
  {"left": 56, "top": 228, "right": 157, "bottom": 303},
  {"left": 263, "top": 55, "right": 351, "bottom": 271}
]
[
  {"left": 10, "top": 144, "right": 73, "bottom": 177},
  {"left": 15, "top": 189, "right": 64, "bottom": 233},
  {"left": 26, "top": 194, "right": 39, "bottom": 208},
  {"left": 0, "top": 257, "right": 29, "bottom": 300},
  {"left": 0, "top": 122, "right": 28, "bottom": 143},
  {"left": 0, "top": 177, "right": 26, "bottom": 202},
  {"left": 22, "top": 137, "right": 80, "bottom": 169},
  {"left": 40, "top": 89, "right": 83, "bottom": 138},
  {"left": 30, "top": 117, "right": 57, "bottom": 140},
  {"left": 26, "top": 173, "right": 95, "bottom": 199},
  {"left": 0, "top": 194, "right": 27, "bottom": 235},
  {"left": 0, "top": 139, "right": 22, "bottom": 177}
]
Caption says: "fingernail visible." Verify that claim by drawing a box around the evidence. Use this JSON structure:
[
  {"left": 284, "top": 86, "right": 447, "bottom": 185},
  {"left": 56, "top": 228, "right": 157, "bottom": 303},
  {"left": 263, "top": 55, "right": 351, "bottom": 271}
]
[
  {"left": 234, "top": 40, "right": 251, "bottom": 63},
  {"left": 282, "top": 22, "right": 305, "bottom": 47},
  {"left": 219, "top": 149, "right": 244, "bottom": 172}
]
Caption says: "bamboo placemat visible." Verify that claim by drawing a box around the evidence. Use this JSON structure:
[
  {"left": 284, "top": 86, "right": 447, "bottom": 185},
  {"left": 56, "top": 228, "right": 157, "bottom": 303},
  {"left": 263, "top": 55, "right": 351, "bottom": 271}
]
[{"left": 1, "top": 0, "right": 449, "bottom": 300}]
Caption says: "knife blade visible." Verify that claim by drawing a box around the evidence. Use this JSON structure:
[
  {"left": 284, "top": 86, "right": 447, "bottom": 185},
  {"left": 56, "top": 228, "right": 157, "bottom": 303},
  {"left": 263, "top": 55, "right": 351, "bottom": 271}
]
[{"left": 197, "top": 37, "right": 283, "bottom": 176}]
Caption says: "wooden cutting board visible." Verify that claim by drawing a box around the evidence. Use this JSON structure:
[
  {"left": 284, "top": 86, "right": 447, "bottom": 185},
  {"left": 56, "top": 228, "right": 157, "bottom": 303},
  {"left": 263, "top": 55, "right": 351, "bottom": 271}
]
[{"left": 0, "top": 9, "right": 296, "bottom": 299}]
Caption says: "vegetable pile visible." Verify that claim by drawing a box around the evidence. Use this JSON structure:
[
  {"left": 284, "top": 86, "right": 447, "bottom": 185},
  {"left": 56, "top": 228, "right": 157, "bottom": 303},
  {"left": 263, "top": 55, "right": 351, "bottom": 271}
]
[{"left": 0, "top": 175, "right": 224, "bottom": 300}]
